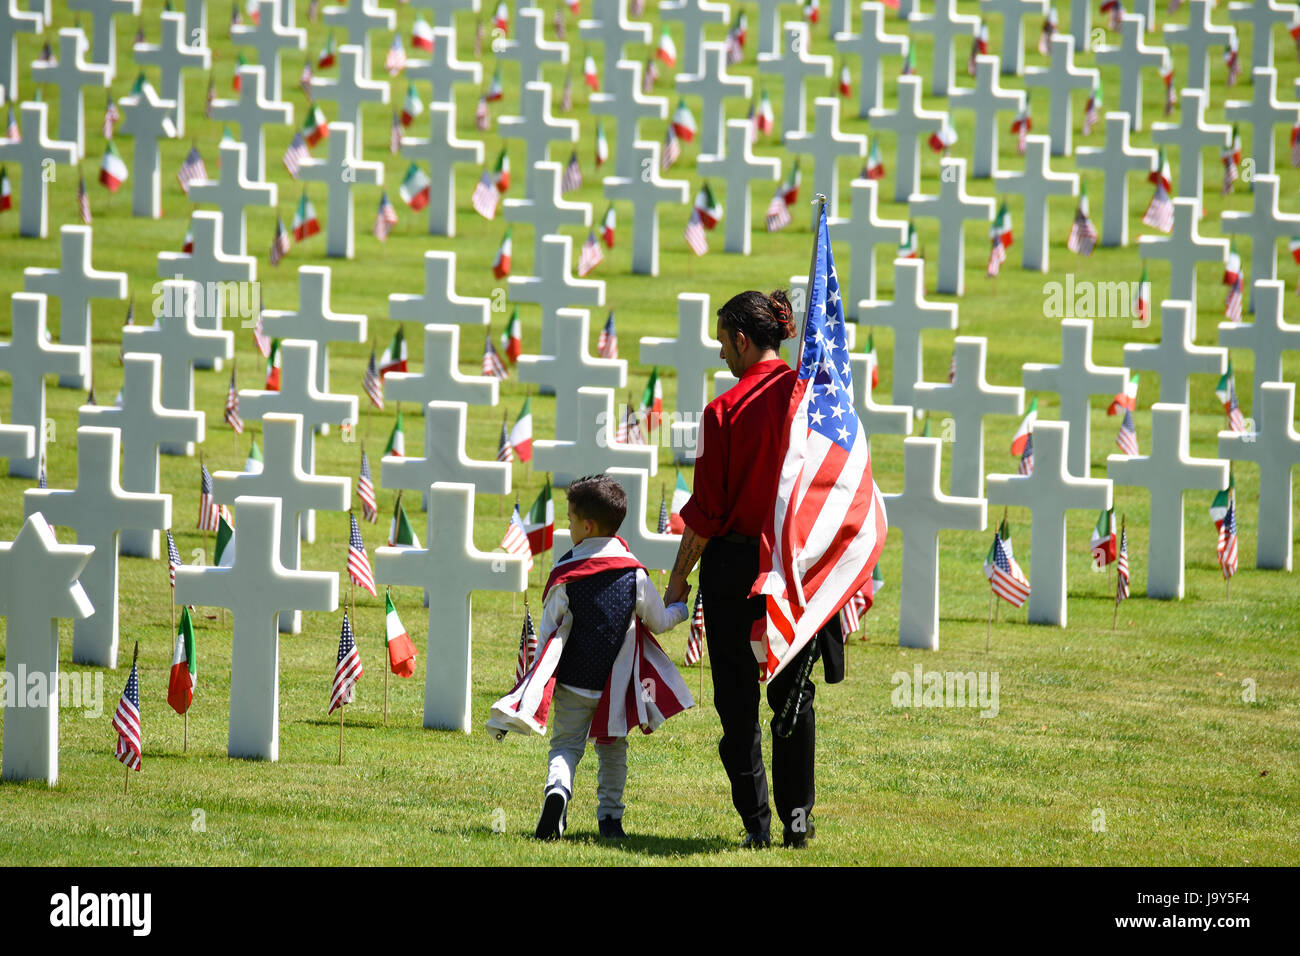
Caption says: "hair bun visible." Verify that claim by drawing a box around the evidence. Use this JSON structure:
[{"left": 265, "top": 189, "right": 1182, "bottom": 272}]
[{"left": 768, "top": 289, "right": 796, "bottom": 339}]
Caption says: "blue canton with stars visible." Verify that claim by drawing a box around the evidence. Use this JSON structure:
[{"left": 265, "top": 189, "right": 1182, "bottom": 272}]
[{"left": 799, "top": 207, "right": 858, "bottom": 453}]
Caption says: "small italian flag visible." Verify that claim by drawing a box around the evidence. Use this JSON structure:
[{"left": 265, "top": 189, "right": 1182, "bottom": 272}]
[
  {"left": 524, "top": 481, "right": 554, "bottom": 553},
  {"left": 244, "top": 437, "right": 264, "bottom": 473},
  {"left": 486, "top": 66, "right": 504, "bottom": 101},
  {"left": 399, "top": 162, "right": 431, "bottom": 210},
  {"left": 492, "top": 228, "right": 513, "bottom": 278},
  {"left": 1134, "top": 266, "right": 1151, "bottom": 324},
  {"left": 303, "top": 103, "right": 329, "bottom": 146},
  {"left": 292, "top": 191, "right": 320, "bottom": 240},
  {"left": 215, "top": 510, "right": 236, "bottom": 567},
  {"left": 992, "top": 201, "right": 1013, "bottom": 246},
  {"left": 1010, "top": 397, "right": 1037, "bottom": 456},
  {"left": 755, "top": 89, "right": 774, "bottom": 135},
  {"left": 782, "top": 159, "right": 801, "bottom": 205},
  {"left": 167, "top": 605, "right": 197, "bottom": 715},
  {"left": 502, "top": 306, "right": 522, "bottom": 362},
  {"left": 1108, "top": 372, "right": 1139, "bottom": 415},
  {"left": 411, "top": 16, "right": 434, "bottom": 53},
  {"left": 672, "top": 97, "right": 697, "bottom": 141},
  {"left": 385, "top": 407, "right": 406, "bottom": 457},
  {"left": 899, "top": 221, "right": 920, "bottom": 258},
  {"left": 864, "top": 331, "right": 880, "bottom": 389},
  {"left": 864, "top": 139, "right": 884, "bottom": 179},
  {"left": 264, "top": 339, "right": 282, "bottom": 390},
  {"left": 493, "top": 147, "right": 510, "bottom": 192},
  {"left": 384, "top": 589, "right": 418, "bottom": 677},
  {"left": 694, "top": 182, "right": 722, "bottom": 229},
  {"left": 641, "top": 367, "right": 663, "bottom": 434},
  {"left": 401, "top": 83, "right": 424, "bottom": 126},
  {"left": 601, "top": 204, "right": 616, "bottom": 247},
  {"left": 388, "top": 496, "right": 421, "bottom": 547},
  {"left": 510, "top": 396, "right": 533, "bottom": 461},
  {"left": 584, "top": 52, "right": 599, "bottom": 90},
  {"left": 100, "top": 139, "right": 128, "bottom": 191},
  {"left": 656, "top": 26, "right": 677, "bottom": 68},
  {"left": 595, "top": 121, "right": 609, "bottom": 167},
  {"left": 669, "top": 469, "right": 690, "bottom": 533},
  {"left": 380, "top": 326, "right": 407, "bottom": 375}
]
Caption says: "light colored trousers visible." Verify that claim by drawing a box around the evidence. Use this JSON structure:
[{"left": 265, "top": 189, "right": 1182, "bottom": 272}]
[{"left": 545, "top": 684, "right": 628, "bottom": 821}]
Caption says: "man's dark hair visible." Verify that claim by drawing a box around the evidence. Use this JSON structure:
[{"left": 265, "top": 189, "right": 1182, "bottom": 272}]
[
  {"left": 717, "top": 289, "right": 798, "bottom": 353},
  {"left": 567, "top": 474, "right": 627, "bottom": 535}
]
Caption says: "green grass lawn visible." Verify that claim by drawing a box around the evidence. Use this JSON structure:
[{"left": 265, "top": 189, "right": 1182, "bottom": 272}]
[{"left": 0, "top": 1, "right": 1297, "bottom": 865}]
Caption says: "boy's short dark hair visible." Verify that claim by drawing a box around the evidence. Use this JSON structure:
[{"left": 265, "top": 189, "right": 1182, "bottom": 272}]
[{"left": 566, "top": 474, "right": 627, "bottom": 535}]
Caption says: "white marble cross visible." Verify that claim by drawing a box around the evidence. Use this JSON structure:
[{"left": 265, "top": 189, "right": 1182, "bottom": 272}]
[
  {"left": 1228, "top": 0, "right": 1299, "bottom": 76},
  {"left": 1023, "top": 34, "right": 1097, "bottom": 157},
  {"left": 1067, "top": 0, "right": 1091, "bottom": 51},
  {"left": 857, "top": 258, "right": 957, "bottom": 409},
  {"left": 533, "top": 386, "right": 657, "bottom": 486},
  {"left": 308, "top": 43, "right": 388, "bottom": 160},
  {"left": 155, "top": 212, "right": 254, "bottom": 368},
  {"left": 758, "top": 21, "right": 832, "bottom": 139},
  {"left": 238, "top": 340, "right": 358, "bottom": 541},
  {"left": 1162, "top": 0, "right": 1233, "bottom": 92},
  {"left": 182, "top": 0, "right": 206, "bottom": 42},
  {"left": 387, "top": 88, "right": 475, "bottom": 216},
  {"left": 836, "top": 2, "right": 907, "bottom": 118},
  {"left": 1221, "top": 176, "right": 1300, "bottom": 314},
  {"left": 910, "top": 157, "right": 994, "bottom": 295},
  {"left": 638, "top": 293, "right": 724, "bottom": 463},
  {"left": 66, "top": 0, "right": 137, "bottom": 81},
  {"left": 0, "top": 511, "right": 93, "bottom": 785},
  {"left": 383, "top": 399, "right": 511, "bottom": 509},
  {"left": 503, "top": 161, "right": 592, "bottom": 266},
  {"left": 589, "top": 60, "right": 667, "bottom": 180},
  {"left": 79, "top": 354, "right": 203, "bottom": 558},
  {"left": 750, "top": 0, "right": 784, "bottom": 57},
  {"left": 24, "top": 426, "right": 170, "bottom": 668},
  {"left": 212, "top": 414, "right": 349, "bottom": 633},
  {"left": 1124, "top": 299, "right": 1227, "bottom": 405},
  {"left": 231, "top": 0, "right": 305, "bottom": 101},
  {"left": 29, "top": 27, "right": 109, "bottom": 158},
  {"left": 186, "top": 141, "right": 277, "bottom": 257},
  {"left": 0, "top": 101, "right": 74, "bottom": 237},
  {"left": 0, "top": 293, "right": 87, "bottom": 478},
  {"left": 122, "top": 279, "right": 234, "bottom": 450},
  {"left": 1219, "top": 382, "right": 1300, "bottom": 571},
  {"left": 1218, "top": 280, "right": 1300, "bottom": 426},
  {"left": 498, "top": 81, "right": 578, "bottom": 199},
  {"left": 209, "top": 65, "right": 292, "bottom": 182},
  {"left": 868, "top": 75, "right": 945, "bottom": 203},
  {"left": 385, "top": 323, "right": 498, "bottom": 408},
  {"left": 175, "top": 495, "right": 337, "bottom": 760},
  {"left": 131, "top": 11, "right": 210, "bottom": 137},
  {"left": 552, "top": 465, "right": 681, "bottom": 570},
  {"left": 375, "top": 482, "right": 526, "bottom": 732},
  {"left": 993, "top": 135, "right": 1077, "bottom": 272},
  {"left": 981, "top": 0, "right": 1046, "bottom": 76},
  {"left": 1224, "top": 68, "right": 1300, "bottom": 179},
  {"left": 697, "top": 119, "right": 781, "bottom": 254},
  {"left": 602, "top": 140, "right": 690, "bottom": 275},
  {"left": 1094, "top": 13, "right": 1166, "bottom": 132},
  {"left": 518, "top": 307, "right": 624, "bottom": 439},
  {"left": 297, "top": 121, "right": 384, "bottom": 259},
  {"left": 0, "top": 0, "right": 41, "bottom": 100},
  {"left": 261, "top": 265, "right": 367, "bottom": 412},
  {"left": 1022, "top": 319, "right": 1129, "bottom": 477},
  {"left": 22, "top": 225, "right": 126, "bottom": 390},
  {"left": 987, "top": 421, "right": 1111, "bottom": 625},
  {"left": 0, "top": 417, "right": 34, "bottom": 467},
  {"left": 389, "top": 250, "right": 491, "bottom": 327},
  {"left": 830, "top": 179, "right": 907, "bottom": 312},
  {"left": 507, "top": 233, "right": 603, "bottom": 360},
  {"left": 407, "top": 25, "right": 481, "bottom": 104},
  {"left": 1075, "top": 111, "right": 1157, "bottom": 247},
  {"left": 323, "top": 0, "right": 394, "bottom": 76},
  {"left": 118, "top": 78, "right": 178, "bottom": 218},
  {"left": 499, "top": 7, "right": 567, "bottom": 89},
  {"left": 579, "top": 0, "right": 651, "bottom": 83},
  {"left": 913, "top": 336, "right": 1023, "bottom": 498},
  {"left": 1138, "top": 198, "right": 1227, "bottom": 312},
  {"left": 950, "top": 54, "right": 1025, "bottom": 179},
  {"left": 678, "top": 41, "right": 751, "bottom": 159},
  {"left": 908, "top": 0, "right": 979, "bottom": 97},
  {"left": 1151, "top": 89, "right": 1230, "bottom": 201},
  {"left": 1107, "top": 403, "right": 1228, "bottom": 598},
  {"left": 786, "top": 97, "right": 865, "bottom": 222},
  {"left": 661, "top": 0, "right": 729, "bottom": 78},
  {"left": 882, "top": 437, "right": 986, "bottom": 650}
]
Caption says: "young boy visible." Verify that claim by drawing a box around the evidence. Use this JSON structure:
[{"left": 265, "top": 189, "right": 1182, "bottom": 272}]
[{"left": 488, "top": 474, "right": 694, "bottom": 840}]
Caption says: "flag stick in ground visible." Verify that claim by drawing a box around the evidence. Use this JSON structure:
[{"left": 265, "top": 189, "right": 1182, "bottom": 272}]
[
  {"left": 986, "top": 591, "right": 995, "bottom": 653},
  {"left": 995, "top": 507, "right": 1006, "bottom": 622},
  {"left": 125, "top": 641, "right": 138, "bottom": 794},
  {"left": 339, "top": 698, "right": 345, "bottom": 765}
]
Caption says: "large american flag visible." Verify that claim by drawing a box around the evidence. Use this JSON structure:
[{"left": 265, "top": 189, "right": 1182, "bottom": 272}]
[
  {"left": 198, "top": 464, "right": 219, "bottom": 531},
  {"left": 328, "top": 611, "right": 363, "bottom": 714},
  {"left": 751, "top": 205, "right": 887, "bottom": 683},
  {"left": 347, "top": 512, "right": 377, "bottom": 596},
  {"left": 113, "top": 654, "right": 142, "bottom": 771},
  {"left": 358, "top": 451, "right": 378, "bottom": 523}
]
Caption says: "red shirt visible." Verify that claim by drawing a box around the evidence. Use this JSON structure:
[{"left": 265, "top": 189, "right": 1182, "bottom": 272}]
[{"left": 680, "top": 358, "right": 796, "bottom": 540}]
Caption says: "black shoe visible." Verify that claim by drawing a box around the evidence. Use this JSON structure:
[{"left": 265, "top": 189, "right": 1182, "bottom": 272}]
[
  {"left": 535, "top": 791, "right": 567, "bottom": 840},
  {"left": 783, "top": 819, "right": 816, "bottom": 848},
  {"left": 598, "top": 816, "right": 626, "bottom": 839},
  {"left": 740, "top": 829, "right": 771, "bottom": 849}
]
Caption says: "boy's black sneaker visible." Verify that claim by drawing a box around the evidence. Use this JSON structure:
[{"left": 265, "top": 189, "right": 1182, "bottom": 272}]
[
  {"left": 535, "top": 791, "right": 568, "bottom": 840},
  {"left": 598, "top": 816, "right": 626, "bottom": 839}
]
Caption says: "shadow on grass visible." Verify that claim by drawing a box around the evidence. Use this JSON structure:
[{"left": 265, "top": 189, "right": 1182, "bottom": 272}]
[{"left": 458, "top": 825, "right": 735, "bottom": 857}]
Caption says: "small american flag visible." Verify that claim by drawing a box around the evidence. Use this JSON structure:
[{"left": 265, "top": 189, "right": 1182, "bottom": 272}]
[
  {"left": 661, "top": 125, "right": 681, "bottom": 169},
  {"left": 252, "top": 307, "right": 271, "bottom": 357},
  {"left": 385, "top": 33, "right": 407, "bottom": 75},
  {"left": 103, "top": 96, "right": 120, "bottom": 138},
  {"left": 475, "top": 94, "right": 490, "bottom": 131},
  {"left": 514, "top": 604, "right": 537, "bottom": 682},
  {"left": 282, "top": 132, "right": 309, "bottom": 178},
  {"left": 561, "top": 72, "right": 573, "bottom": 112},
  {"left": 561, "top": 151, "right": 583, "bottom": 193},
  {"left": 1217, "top": 498, "right": 1238, "bottom": 579},
  {"left": 615, "top": 401, "right": 644, "bottom": 444},
  {"left": 577, "top": 229, "right": 603, "bottom": 276},
  {"left": 198, "top": 465, "right": 219, "bottom": 531},
  {"left": 113, "top": 652, "right": 142, "bottom": 771},
  {"left": 167, "top": 530, "right": 182, "bottom": 588},
  {"left": 766, "top": 190, "right": 791, "bottom": 232},
  {"left": 1226, "top": 382, "right": 1247, "bottom": 433},
  {"left": 1225, "top": 275, "right": 1244, "bottom": 323},
  {"left": 270, "top": 215, "right": 291, "bottom": 266},
  {"left": 1222, "top": 152, "right": 1239, "bottom": 195},
  {"left": 471, "top": 171, "right": 499, "bottom": 219},
  {"left": 77, "top": 174, "right": 91, "bottom": 225},
  {"left": 597, "top": 312, "right": 618, "bottom": 358},
  {"left": 1017, "top": 433, "right": 1034, "bottom": 474},
  {"left": 328, "top": 610, "right": 363, "bottom": 714},
  {"left": 1116, "top": 408, "right": 1139, "bottom": 456},
  {"left": 1083, "top": 91, "right": 1099, "bottom": 136},
  {"left": 482, "top": 335, "right": 509, "bottom": 379},
  {"left": 347, "top": 511, "right": 377, "bottom": 596},
  {"left": 685, "top": 591, "right": 704, "bottom": 665},
  {"left": 373, "top": 191, "right": 398, "bottom": 241},
  {"left": 987, "top": 236, "right": 1007, "bottom": 277},
  {"left": 363, "top": 349, "right": 384, "bottom": 408},
  {"left": 358, "top": 451, "right": 378, "bottom": 522},
  {"left": 501, "top": 504, "right": 533, "bottom": 572},
  {"left": 838, "top": 587, "right": 870, "bottom": 637},
  {"left": 178, "top": 146, "right": 206, "bottom": 194},
  {"left": 497, "top": 419, "right": 514, "bottom": 462},
  {"left": 1142, "top": 185, "right": 1174, "bottom": 233},
  {"left": 657, "top": 492, "right": 669, "bottom": 534},
  {"left": 643, "top": 57, "right": 658, "bottom": 93},
  {"left": 1066, "top": 207, "right": 1098, "bottom": 256},
  {"left": 684, "top": 207, "right": 708, "bottom": 255},
  {"left": 986, "top": 534, "right": 1030, "bottom": 607},
  {"left": 224, "top": 366, "right": 243, "bottom": 433},
  {"left": 1115, "top": 525, "right": 1130, "bottom": 603}
]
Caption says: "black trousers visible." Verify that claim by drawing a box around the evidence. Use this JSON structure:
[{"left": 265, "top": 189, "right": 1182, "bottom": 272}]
[{"left": 700, "top": 538, "right": 815, "bottom": 836}]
